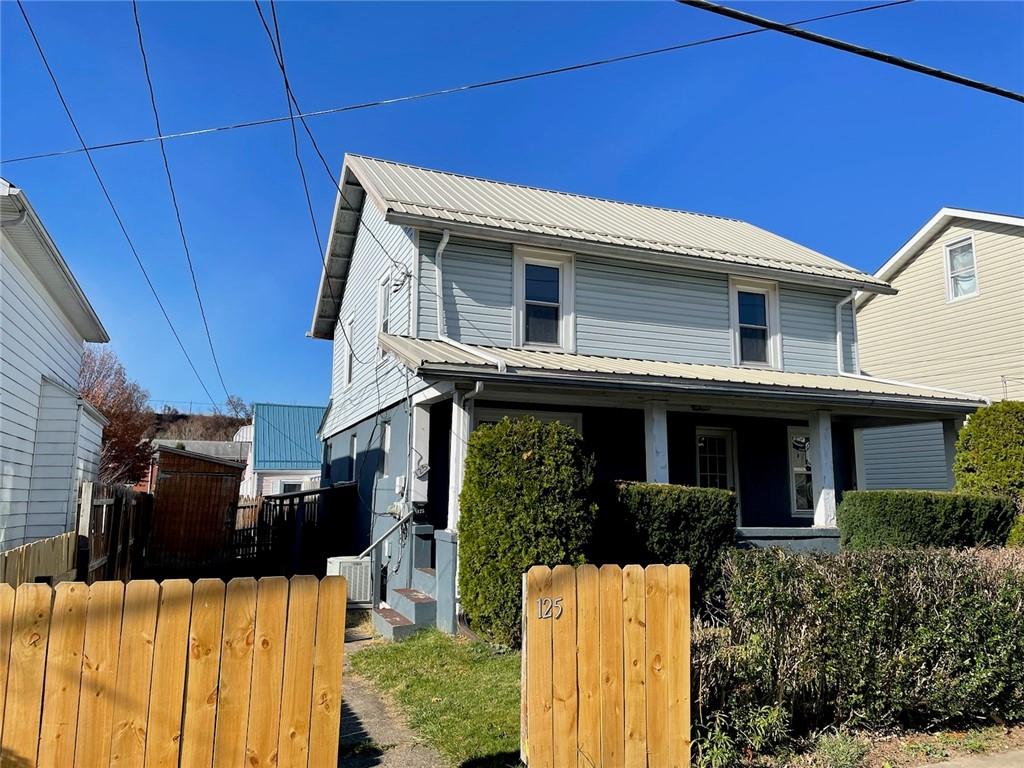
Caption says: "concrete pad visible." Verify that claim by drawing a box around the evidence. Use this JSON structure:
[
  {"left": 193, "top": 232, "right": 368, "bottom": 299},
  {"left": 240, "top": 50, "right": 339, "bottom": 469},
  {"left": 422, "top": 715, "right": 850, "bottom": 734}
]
[{"left": 932, "top": 749, "right": 1024, "bottom": 768}]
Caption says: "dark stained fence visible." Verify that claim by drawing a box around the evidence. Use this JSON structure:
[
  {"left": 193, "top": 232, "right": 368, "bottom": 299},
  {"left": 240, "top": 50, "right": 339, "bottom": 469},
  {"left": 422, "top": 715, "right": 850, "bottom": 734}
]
[
  {"left": 230, "top": 485, "right": 357, "bottom": 578},
  {"left": 76, "top": 482, "right": 151, "bottom": 583}
]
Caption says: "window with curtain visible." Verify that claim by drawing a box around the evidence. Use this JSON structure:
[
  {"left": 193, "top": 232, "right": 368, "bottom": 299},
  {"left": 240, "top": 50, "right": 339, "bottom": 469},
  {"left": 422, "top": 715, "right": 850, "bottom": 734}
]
[{"left": 946, "top": 238, "right": 978, "bottom": 299}]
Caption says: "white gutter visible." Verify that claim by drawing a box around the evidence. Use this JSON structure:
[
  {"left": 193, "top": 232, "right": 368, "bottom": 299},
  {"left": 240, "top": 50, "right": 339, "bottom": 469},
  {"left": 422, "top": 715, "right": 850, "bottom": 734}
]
[
  {"left": 835, "top": 290, "right": 856, "bottom": 374},
  {"left": 838, "top": 372, "right": 990, "bottom": 404},
  {"left": 433, "top": 228, "right": 508, "bottom": 373}
]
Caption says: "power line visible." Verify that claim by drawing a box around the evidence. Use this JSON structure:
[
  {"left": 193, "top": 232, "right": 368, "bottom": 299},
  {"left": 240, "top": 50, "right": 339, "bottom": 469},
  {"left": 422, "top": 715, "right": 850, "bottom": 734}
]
[
  {"left": 252, "top": 0, "right": 369, "bottom": 365},
  {"left": 2, "top": 0, "right": 914, "bottom": 166},
  {"left": 678, "top": 0, "right": 1024, "bottom": 104},
  {"left": 14, "top": 0, "right": 220, "bottom": 410},
  {"left": 131, "top": 0, "right": 233, "bottom": 401}
]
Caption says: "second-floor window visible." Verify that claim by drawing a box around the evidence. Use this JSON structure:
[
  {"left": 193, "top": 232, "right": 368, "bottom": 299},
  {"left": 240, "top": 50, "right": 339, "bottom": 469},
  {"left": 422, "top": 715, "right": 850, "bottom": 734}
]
[
  {"left": 730, "top": 278, "right": 779, "bottom": 368},
  {"left": 946, "top": 237, "right": 978, "bottom": 300},
  {"left": 377, "top": 273, "right": 392, "bottom": 359},
  {"left": 514, "top": 247, "right": 575, "bottom": 350}
]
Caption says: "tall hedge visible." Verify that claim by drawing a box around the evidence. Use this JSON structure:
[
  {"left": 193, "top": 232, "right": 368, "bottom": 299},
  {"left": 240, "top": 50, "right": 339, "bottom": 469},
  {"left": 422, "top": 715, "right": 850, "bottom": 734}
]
[
  {"left": 604, "top": 482, "right": 737, "bottom": 603},
  {"left": 836, "top": 489, "right": 1014, "bottom": 550},
  {"left": 458, "top": 416, "right": 598, "bottom": 647},
  {"left": 693, "top": 548, "right": 1024, "bottom": 729},
  {"left": 954, "top": 400, "right": 1024, "bottom": 514}
]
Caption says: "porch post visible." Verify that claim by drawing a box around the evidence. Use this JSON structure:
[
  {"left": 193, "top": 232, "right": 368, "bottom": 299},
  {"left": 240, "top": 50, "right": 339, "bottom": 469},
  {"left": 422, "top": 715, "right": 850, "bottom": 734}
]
[
  {"left": 941, "top": 417, "right": 964, "bottom": 489},
  {"left": 447, "top": 389, "right": 474, "bottom": 531},
  {"left": 410, "top": 402, "right": 431, "bottom": 503},
  {"left": 810, "top": 410, "right": 836, "bottom": 527},
  {"left": 644, "top": 404, "right": 670, "bottom": 483}
]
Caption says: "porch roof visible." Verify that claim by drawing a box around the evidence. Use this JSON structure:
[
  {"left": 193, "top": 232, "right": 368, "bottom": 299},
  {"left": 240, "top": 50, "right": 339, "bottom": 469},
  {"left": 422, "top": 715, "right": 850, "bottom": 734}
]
[{"left": 380, "top": 334, "right": 986, "bottom": 413}]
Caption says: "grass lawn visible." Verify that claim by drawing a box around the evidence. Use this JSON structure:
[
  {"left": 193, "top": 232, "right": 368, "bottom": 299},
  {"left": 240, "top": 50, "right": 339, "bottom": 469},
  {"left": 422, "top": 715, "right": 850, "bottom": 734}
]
[{"left": 349, "top": 629, "right": 522, "bottom": 767}]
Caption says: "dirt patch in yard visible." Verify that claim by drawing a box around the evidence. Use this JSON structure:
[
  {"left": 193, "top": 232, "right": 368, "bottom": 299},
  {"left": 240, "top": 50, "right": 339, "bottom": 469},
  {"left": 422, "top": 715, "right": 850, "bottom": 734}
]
[{"left": 862, "top": 725, "right": 1024, "bottom": 768}]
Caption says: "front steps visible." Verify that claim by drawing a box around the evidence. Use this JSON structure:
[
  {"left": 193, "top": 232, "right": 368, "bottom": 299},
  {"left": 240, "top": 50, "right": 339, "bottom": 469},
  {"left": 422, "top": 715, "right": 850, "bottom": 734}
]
[
  {"left": 371, "top": 525, "right": 440, "bottom": 640},
  {"left": 371, "top": 606, "right": 418, "bottom": 641}
]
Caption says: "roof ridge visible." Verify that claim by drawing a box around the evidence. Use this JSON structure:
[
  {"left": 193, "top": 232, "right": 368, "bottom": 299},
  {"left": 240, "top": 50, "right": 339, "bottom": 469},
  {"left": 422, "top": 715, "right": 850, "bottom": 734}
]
[
  {"left": 347, "top": 153, "right": 743, "bottom": 224},
  {"left": 254, "top": 402, "right": 327, "bottom": 409}
]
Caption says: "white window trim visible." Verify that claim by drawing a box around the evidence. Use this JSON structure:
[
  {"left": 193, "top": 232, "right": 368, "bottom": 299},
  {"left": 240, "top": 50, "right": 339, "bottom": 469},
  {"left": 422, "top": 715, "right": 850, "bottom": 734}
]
[
  {"left": 280, "top": 480, "right": 303, "bottom": 494},
  {"left": 728, "top": 277, "right": 782, "bottom": 369},
  {"left": 349, "top": 434, "right": 358, "bottom": 482},
  {"left": 474, "top": 407, "right": 583, "bottom": 434},
  {"left": 381, "top": 421, "right": 392, "bottom": 477},
  {"left": 512, "top": 246, "right": 575, "bottom": 352},
  {"left": 787, "top": 425, "right": 814, "bottom": 518},
  {"left": 943, "top": 234, "right": 979, "bottom": 303},
  {"left": 694, "top": 426, "right": 738, "bottom": 494},
  {"left": 376, "top": 272, "right": 392, "bottom": 362},
  {"left": 342, "top": 314, "right": 355, "bottom": 388}
]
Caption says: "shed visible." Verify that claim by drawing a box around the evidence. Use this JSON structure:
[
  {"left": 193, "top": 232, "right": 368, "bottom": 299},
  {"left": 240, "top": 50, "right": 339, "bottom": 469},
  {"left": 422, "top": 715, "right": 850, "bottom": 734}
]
[{"left": 138, "top": 446, "right": 245, "bottom": 576}]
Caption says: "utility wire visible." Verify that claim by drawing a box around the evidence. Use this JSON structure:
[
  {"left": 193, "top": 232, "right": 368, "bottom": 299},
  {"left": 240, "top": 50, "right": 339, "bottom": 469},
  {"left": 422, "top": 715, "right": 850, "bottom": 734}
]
[
  {"left": 678, "top": 0, "right": 1024, "bottom": 104},
  {"left": 3, "top": 0, "right": 914, "bottom": 165},
  {"left": 131, "top": 0, "right": 233, "bottom": 401},
  {"left": 14, "top": 0, "right": 220, "bottom": 410},
  {"left": 252, "top": 0, "right": 369, "bottom": 364}
]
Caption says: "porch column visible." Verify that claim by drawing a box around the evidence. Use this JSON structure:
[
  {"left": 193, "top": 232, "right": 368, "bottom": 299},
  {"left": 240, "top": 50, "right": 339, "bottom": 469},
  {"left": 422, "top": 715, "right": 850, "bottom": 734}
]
[
  {"left": 447, "top": 389, "right": 474, "bottom": 531},
  {"left": 410, "top": 402, "right": 431, "bottom": 503},
  {"left": 810, "top": 410, "right": 837, "bottom": 527},
  {"left": 644, "top": 404, "right": 670, "bottom": 483},
  {"left": 942, "top": 417, "right": 964, "bottom": 489}
]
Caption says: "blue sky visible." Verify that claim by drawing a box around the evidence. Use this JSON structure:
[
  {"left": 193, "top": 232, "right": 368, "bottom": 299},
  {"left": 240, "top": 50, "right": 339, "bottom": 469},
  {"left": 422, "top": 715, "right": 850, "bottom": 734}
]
[{"left": 2, "top": 1, "right": 1022, "bottom": 411}]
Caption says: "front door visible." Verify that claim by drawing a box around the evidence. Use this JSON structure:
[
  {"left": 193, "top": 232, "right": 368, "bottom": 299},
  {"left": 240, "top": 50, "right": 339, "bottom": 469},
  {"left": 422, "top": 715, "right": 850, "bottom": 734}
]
[{"left": 695, "top": 427, "right": 736, "bottom": 491}]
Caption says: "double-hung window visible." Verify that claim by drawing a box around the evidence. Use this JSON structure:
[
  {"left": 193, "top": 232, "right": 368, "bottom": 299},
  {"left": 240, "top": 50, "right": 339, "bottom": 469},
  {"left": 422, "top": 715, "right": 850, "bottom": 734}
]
[
  {"left": 342, "top": 315, "right": 355, "bottom": 388},
  {"left": 787, "top": 427, "right": 814, "bottom": 517},
  {"left": 730, "top": 278, "right": 779, "bottom": 367},
  {"left": 377, "top": 273, "right": 393, "bottom": 360},
  {"left": 514, "top": 247, "right": 574, "bottom": 350},
  {"left": 945, "top": 237, "right": 978, "bottom": 300}
]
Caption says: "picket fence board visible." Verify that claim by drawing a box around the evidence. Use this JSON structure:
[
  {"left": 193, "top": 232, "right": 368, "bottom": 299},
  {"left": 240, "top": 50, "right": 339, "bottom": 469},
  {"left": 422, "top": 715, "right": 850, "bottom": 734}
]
[
  {"left": 523, "top": 563, "right": 692, "bottom": 768},
  {"left": 0, "top": 576, "right": 347, "bottom": 768}
]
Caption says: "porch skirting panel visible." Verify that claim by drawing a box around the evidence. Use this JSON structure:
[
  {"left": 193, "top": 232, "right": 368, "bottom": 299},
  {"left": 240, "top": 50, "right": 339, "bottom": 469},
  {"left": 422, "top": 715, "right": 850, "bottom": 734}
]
[{"left": 737, "top": 526, "right": 840, "bottom": 554}]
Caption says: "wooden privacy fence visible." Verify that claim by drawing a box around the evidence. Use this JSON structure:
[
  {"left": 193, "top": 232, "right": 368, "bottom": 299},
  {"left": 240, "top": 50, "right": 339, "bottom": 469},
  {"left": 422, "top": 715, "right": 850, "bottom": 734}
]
[
  {"left": 0, "top": 575, "right": 347, "bottom": 768},
  {"left": 77, "top": 482, "right": 150, "bottom": 583},
  {"left": 0, "top": 532, "right": 76, "bottom": 588},
  {"left": 522, "top": 564, "right": 691, "bottom": 768}
]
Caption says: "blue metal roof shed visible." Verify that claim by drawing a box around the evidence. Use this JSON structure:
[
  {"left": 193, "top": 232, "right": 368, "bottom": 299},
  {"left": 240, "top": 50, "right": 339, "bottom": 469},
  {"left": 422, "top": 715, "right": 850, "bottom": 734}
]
[{"left": 252, "top": 403, "right": 327, "bottom": 471}]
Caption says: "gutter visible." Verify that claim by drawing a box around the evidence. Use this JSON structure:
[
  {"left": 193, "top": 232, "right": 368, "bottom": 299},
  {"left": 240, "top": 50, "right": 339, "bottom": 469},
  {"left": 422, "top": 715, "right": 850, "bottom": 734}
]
[{"left": 433, "top": 229, "right": 508, "bottom": 373}]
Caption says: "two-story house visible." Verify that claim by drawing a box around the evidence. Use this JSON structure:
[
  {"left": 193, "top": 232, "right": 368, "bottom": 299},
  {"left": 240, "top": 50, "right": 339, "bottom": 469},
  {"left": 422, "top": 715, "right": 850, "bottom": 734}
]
[
  {"left": 1, "top": 178, "right": 109, "bottom": 549},
  {"left": 855, "top": 208, "right": 1023, "bottom": 490},
  {"left": 310, "top": 156, "right": 983, "bottom": 637}
]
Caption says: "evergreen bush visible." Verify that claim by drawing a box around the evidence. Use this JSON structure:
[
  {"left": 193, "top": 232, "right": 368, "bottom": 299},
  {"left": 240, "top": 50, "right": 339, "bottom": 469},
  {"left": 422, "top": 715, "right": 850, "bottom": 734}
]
[
  {"left": 457, "top": 416, "right": 598, "bottom": 647},
  {"left": 954, "top": 400, "right": 1024, "bottom": 514}
]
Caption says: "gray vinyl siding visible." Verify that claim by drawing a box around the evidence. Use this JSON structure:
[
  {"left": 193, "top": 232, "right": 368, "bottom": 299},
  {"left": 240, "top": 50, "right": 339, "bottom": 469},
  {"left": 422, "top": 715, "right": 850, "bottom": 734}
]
[
  {"left": 576, "top": 255, "right": 733, "bottom": 364},
  {"left": 0, "top": 237, "right": 87, "bottom": 549},
  {"left": 324, "top": 202, "right": 426, "bottom": 438},
  {"left": 859, "top": 422, "right": 951, "bottom": 490},
  {"left": 841, "top": 302, "right": 858, "bottom": 373},
  {"left": 780, "top": 286, "right": 842, "bottom": 375},
  {"left": 416, "top": 233, "right": 513, "bottom": 345}
]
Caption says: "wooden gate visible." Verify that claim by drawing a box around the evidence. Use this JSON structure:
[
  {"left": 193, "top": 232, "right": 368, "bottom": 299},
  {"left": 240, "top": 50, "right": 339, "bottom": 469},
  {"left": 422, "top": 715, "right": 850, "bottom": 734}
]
[
  {"left": 0, "top": 575, "right": 347, "bottom": 767},
  {"left": 522, "top": 564, "right": 691, "bottom": 768}
]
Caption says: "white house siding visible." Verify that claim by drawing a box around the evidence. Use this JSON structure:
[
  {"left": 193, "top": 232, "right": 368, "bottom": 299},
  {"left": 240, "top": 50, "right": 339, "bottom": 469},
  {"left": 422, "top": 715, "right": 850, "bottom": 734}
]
[
  {"left": 74, "top": 407, "right": 103, "bottom": 527},
  {"left": 258, "top": 471, "right": 320, "bottom": 496},
  {"left": 27, "top": 380, "right": 80, "bottom": 541},
  {"left": 858, "top": 422, "right": 951, "bottom": 490},
  {"left": 323, "top": 201, "right": 425, "bottom": 439},
  {"left": 1, "top": 238, "right": 91, "bottom": 548},
  {"left": 857, "top": 219, "right": 1024, "bottom": 401}
]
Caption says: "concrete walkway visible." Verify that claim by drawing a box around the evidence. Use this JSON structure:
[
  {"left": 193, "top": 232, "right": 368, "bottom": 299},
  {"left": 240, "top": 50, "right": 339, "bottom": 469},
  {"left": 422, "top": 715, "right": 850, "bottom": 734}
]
[
  {"left": 340, "top": 638, "right": 446, "bottom": 768},
  {"left": 933, "top": 750, "right": 1024, "bottom": 767}
]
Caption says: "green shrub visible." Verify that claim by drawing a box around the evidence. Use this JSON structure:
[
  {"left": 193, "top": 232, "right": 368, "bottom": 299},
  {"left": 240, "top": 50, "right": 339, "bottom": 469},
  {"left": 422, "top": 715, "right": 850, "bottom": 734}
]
[
  {"left": 954, "top": 400, "right": 1024, "bottom": 512},
  {"left": 836, "top": 490, "right": 1014, "bottom": 550},
  {"left": 603, "top": 482, "right": 736, "bottom": 603},
  {"left": 1008, "top": 515, "right": 1024, "bottom": 547},
  {"left": 810, "top": 732, "right": 869, "bottom": 768},
  {"left": 458, "top": 416, "right": 598, "bottom": 647},
  {"left": 703, "top": 548, "right": 1024, "bottom": 729}
]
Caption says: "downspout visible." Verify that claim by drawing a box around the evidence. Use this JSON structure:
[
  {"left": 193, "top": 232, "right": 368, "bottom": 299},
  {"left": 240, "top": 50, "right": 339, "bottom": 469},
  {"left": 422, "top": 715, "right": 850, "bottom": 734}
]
[
  {"left": 434, "top": 229, "right": 508, "bottom": 373},
  {"left": 835, "top": 290, "right": 856, "bottom": 374}
]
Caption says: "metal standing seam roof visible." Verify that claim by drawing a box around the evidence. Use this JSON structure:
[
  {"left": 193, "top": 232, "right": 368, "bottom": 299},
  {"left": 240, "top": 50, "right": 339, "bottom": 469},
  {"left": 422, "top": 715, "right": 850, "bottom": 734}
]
[
  {"left": 311, "top": 155, "right": 894, "bottom": 339},
  {"left": 380, "top": 334, "right": 986, "bottom": 411},
  {"left": 252, "top": 403, "right": 327, "bottom": 471}
]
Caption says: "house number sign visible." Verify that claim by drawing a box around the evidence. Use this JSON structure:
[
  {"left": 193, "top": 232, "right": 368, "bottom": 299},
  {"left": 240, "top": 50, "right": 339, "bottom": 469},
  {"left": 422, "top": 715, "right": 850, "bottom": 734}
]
[{"left": 536, "top": 596, "right": 564, "bottom": 620}]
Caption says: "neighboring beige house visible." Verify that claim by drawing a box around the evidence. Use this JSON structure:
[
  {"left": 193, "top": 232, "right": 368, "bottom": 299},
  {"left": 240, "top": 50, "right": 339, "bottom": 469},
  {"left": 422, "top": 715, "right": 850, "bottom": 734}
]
[
  {"left": 855, "top": 208, "right": 1024, "bottom": 489},
  {"left": 1, "top": 178, "right": 110, "bottom": 549}
]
